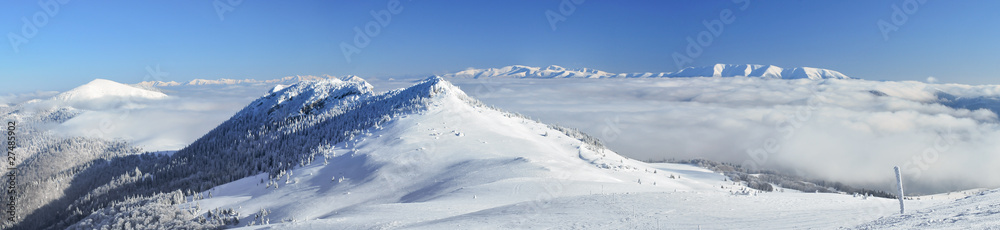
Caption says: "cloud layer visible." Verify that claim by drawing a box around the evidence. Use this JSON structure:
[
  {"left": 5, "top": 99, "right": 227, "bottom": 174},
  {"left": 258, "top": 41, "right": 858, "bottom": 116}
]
[
  {"left": 439, "top": 77, "right": 1000, "bottom": 194},
  {"left": 44, "top": 84, "right": 279, "bottom": 151}
]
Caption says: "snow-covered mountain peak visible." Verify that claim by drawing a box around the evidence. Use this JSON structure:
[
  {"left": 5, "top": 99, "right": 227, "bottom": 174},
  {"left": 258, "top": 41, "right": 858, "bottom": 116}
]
[
  {"left": 441, "top": 64, "right": 852, "bottom": 79},
  {"left": 54, "top": 79, "right": 168, "bottom": 102},
  {"left": 341, "top": 75, "right": 368, "bottom": 83},
  {"left": 269, "top": 84, "right": 288, "bottom": 94},
  {"left": 544, "top": 64, "right": 566, "bottom": 71},
  {"left": 412, "top": 75, "right": 467, "bottom": 98},
  {"left": 136, "top": 75, "right": 347, "bottom": 87},
  {"left": 228, "top": 75, "right": 469, "bottom": 127},
  {"left": 243, "top": 78, "right": 373, "bottom": 121}
]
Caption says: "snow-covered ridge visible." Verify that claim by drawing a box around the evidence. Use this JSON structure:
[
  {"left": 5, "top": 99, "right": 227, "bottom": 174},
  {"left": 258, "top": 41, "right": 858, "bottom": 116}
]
[
  {"left": 239, "top": 77, "right": 374, "bottom": 121},
  {"left": 136, "top": 75, "right": 357, "bottom": 87},
  {"left": 54, "top": 79, "right": 168, "bottom": 102},
  {"left": 441, "top": 64, "right": 852, "bottom": 80},
  {"left": 171, "top": 76, "right": 468, "bottom": 186}
]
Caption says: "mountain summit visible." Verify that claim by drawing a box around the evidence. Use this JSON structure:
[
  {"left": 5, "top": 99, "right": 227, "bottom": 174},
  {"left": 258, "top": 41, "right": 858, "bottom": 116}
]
[
  {"left": 54, "top": 79, "right": 168, "bottom": 102},
  {"left": 440, "top": 64, "right": 852, "bottom": 80}
]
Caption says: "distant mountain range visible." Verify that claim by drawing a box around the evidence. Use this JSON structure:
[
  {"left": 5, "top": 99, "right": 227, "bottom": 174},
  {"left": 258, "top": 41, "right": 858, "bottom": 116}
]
[
  {"left": 438, "top": 64, "right": 852, "bottom": 80},
  {"left": 136, "top": 75, "right": 353, "bottom": 87},
  {"left": 134, "top": 64, "right": 852, "bottom": 89}
]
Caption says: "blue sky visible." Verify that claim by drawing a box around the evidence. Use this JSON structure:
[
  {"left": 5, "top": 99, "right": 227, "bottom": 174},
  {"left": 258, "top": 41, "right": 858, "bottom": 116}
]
[{"left": 2, "top": 0, "right": 999, "bottom": 93}]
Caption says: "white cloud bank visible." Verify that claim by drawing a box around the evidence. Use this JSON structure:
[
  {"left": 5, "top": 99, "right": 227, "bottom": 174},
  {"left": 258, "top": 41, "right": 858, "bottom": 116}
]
[
  {"left": 439, "top": 77, "right": 1000, "bottom": 194},
  {"left": 45, "top": 84, "right": 279, "bottom": 151}
]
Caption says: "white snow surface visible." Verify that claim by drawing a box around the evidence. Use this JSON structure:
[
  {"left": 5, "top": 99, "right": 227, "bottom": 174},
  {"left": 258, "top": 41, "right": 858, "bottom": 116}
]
[
  {"left": 857, "top": 189, "right": 1000, "bottom": 229},
  {"left": 175, "top": 77, "right": 952, "bottom": 229},
  {"left": 442, "top": 64, "right": 852, "bottom": 80},
  {"left": 269, "top": 84, "right": 288, "bottom": 94}
]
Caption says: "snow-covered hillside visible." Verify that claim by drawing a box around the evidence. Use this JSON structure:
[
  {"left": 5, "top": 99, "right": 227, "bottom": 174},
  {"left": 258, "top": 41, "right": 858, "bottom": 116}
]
[{"left": 441, "top": 64, "right": 852, "bottom": 79}]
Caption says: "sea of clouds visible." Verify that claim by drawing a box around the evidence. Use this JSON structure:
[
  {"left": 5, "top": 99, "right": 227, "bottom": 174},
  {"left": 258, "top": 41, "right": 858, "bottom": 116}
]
[
  {"left": 441, "top": 77, "right": 1000, "bottom": 194},
  {"left": 9, "top": 83, "right": 277, "bottom": 152}
]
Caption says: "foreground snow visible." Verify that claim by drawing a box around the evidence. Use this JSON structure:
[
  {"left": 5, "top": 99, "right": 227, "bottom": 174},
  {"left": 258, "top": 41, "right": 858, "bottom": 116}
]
[{"left": 856, "top": 189, "right": 1000, "bottom": 229}]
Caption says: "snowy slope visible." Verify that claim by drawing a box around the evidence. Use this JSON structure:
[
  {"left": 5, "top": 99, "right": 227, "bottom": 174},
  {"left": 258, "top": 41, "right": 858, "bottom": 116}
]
[
  {"left": 856, "top": 189, "right": 1000, "bottom": 229},
  {"left": 441, "top": 64, "right": 852, "bottom": 79},
  {"left": 54, "top": 79, "right": 168, "bottom": 102},
  {"left": 63, "top": 76, "right": 953, "bottom": 229}
]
